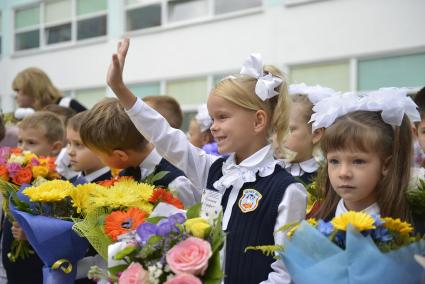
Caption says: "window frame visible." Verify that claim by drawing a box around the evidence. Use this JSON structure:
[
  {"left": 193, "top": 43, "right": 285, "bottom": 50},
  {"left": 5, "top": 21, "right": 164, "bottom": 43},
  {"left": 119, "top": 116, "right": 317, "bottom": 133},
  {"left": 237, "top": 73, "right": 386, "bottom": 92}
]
[{"left": 13, "top": 0, "right": 108, "bottom": 53}]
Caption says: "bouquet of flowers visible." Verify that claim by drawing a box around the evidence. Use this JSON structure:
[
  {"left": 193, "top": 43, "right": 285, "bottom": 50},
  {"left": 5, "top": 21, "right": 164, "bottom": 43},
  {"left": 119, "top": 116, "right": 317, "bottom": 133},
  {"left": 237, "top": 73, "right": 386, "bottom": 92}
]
[
  {"left": 407, "top": 167, "right": 425, "bottom": 219},
  {"left": 9, "top": 180, "right": 90, "bottom": 283},
  {"left": 280, "top": 211, "right": 425, "bottom": 284},
  {"left": 0, "top": 146, "right": 59, "bottom": 261},
  {"left": 71, "top": 177, "right": 185, "bottom": 260},
  {"left": 90, "top": 205, "right": 224, "bottom": 284}
]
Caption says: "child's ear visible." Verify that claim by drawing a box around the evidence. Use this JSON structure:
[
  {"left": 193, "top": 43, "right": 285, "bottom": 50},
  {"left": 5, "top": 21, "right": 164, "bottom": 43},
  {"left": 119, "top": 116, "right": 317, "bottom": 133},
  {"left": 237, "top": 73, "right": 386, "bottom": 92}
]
[
  {"left": 112, "top": 149, "right": 129, "bottom": 162},
  {"left": 51, "top": 140, "right": 64, "bottom": 156},
  {"left": 382, "top": 156, "right": 392, "bottom": 176},
  {"left": 412, "top": 124, "right": 418, "bottom": 138},
  {"left": 253, "top": 110, "right": 267, "bottom": 133},
  {"left": 312, "top": 128, "right": 324, "bottom": 145}
]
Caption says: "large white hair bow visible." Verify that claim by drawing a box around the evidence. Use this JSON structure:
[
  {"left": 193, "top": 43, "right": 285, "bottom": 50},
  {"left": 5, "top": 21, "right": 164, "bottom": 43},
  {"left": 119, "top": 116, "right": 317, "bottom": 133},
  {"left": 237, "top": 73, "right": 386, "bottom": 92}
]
[
  {"left": 240, "top": 53, "right": 283, "bottom": 101},
  {"left": 195, "top": 104, "right": 212, "bottom": 132},
  {"left": 310, "top": 88, "right": 420, "bottom": 131},
  {"left": 289, "top": 83, "right": 340, "bottom": 104}
]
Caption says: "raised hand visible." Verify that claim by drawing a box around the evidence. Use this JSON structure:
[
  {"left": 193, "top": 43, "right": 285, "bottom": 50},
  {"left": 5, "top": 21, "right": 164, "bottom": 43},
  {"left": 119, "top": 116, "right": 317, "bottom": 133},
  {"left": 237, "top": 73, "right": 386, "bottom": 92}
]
[
  {"left": 107, "top": 38, "right": 129, "bottom": 91},
  {"left": 106, "top": 37, "right": 136, "bottom": 109}
]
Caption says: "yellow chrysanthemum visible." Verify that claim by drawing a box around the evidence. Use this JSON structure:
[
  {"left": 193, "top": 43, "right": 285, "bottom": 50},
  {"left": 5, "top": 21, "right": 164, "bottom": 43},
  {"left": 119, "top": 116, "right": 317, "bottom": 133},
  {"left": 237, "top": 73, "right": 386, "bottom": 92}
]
[
  {"left": 88, "top": 180, "right": 154, "bottom": 213},
  {"left": 70, "top": 183, "right": 104, "bottom": 213},
  {"left": 23, "top": 180, "right": 74, "bottom": 202},
  {"left": 331, "top": 211, "right": 376, "bottom": 232},
  {"left": 23, "top": 151, "right": 37, "bottom": 163},
  {"left": 382, "top": 217, "right": 413, "bottom": 235},
  {"left": 31, "top": 166, "right": 49, "bottom": 178}
]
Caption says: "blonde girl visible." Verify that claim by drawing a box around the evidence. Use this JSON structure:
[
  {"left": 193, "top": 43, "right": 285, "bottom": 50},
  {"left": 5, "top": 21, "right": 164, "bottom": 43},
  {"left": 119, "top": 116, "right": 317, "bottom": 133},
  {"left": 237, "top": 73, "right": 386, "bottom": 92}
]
[{"left": 107, "top": 38, "right": 307, "bottom": 284}]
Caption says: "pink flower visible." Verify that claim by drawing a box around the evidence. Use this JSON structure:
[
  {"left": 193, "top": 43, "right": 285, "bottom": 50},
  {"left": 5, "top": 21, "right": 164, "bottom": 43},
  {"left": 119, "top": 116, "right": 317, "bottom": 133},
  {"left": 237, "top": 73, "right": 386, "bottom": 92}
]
[
  {"left": 6, "top": 163, "right": 22, "bottom": 177},
  {"left": 118, "top": 263, "right": 149, "bottom": 284},
  {"left": 166, "top": 237, "right": 212, "bottom": 276},
  {"left": 165, "top": 273, "right": 202, "bottom": 284}
]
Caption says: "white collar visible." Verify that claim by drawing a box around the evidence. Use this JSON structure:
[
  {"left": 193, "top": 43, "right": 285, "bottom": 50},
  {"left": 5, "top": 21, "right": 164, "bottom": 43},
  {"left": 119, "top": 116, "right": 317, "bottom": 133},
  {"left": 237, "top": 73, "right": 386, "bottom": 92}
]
[
  {"left": 82, "top": 167, "right": 110, "bottom": 182},
  {"left": 335, "top": 199, "right": 380, "bottom": 216},
  {"left": 282, "top": 157, "right": 318, "bottom": 176},
  {"left": 139, "top": 148, "right": 162, "bottom": 179},
  {"left": 213, "top": 144, "right": 283, "bottom": 192}
]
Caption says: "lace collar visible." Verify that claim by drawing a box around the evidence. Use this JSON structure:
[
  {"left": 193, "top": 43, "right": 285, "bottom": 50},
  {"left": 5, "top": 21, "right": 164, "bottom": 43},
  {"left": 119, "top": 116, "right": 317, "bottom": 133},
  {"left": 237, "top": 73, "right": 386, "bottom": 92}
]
[
  {"left": 213, "top": 144, "right": 283, "bottom": 192},
  {"left": 282, "top": 157, "right": 319, "bottom": 177}
]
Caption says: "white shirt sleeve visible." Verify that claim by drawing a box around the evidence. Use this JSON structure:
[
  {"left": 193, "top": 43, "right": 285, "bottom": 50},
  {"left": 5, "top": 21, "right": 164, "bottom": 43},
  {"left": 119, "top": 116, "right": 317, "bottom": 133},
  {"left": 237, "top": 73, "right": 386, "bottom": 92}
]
[
  {"left": 55, "top": 148, "right": 79, "bottom": 180},
  {"left": 169, "top": 176, "right": 202, "bottom": 207},
  {"left": 261, "top": 182, "right": 307, "bottom": 284},
  {"left": 126, "top": 98, "right": 219, "bottom": 191}
]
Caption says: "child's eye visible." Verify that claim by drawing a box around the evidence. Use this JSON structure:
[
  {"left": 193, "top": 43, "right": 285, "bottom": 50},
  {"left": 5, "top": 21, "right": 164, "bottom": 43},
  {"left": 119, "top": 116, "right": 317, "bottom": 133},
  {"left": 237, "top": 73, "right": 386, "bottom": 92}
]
[
  {"left": 328, "top": 159, "right": 339, "bottom": 165},
  {"left": 353, "top": 159, "right": 366, "bottom": 165}
]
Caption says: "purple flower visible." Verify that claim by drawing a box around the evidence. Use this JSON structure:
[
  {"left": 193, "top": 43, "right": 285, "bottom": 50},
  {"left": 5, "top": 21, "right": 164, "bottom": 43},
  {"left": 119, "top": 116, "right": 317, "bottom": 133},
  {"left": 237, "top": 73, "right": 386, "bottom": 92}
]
[
  {"left": 6, "top": 163, "right": 22, "bottom": 177},
  {"left": 168, "top": 213, "right": 186, "bottom": 225},
  {"left": 0, "top": 157, "right": 6, "bottom": 164},
  {"left": 371, "top": 214, "right": 384, "bottom": 226},
  {"left": 30, "top": 158, "right": 40, "bottom": 166},
  {"left": 136, "top": 222, "right": 157, "bottom": 243},
  {"left": 317, "top": 220, "right": 334, "bottom": 236},
  {"left": 0, "top": 147, "right": 11, "bottom": 158}
]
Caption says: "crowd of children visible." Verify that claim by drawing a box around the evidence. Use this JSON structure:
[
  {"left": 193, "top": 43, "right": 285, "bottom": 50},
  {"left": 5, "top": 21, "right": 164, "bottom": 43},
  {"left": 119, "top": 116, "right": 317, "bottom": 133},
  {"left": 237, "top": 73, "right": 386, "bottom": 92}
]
[{"left": 0, "top": 37, "right": 424, "bottom": 283}]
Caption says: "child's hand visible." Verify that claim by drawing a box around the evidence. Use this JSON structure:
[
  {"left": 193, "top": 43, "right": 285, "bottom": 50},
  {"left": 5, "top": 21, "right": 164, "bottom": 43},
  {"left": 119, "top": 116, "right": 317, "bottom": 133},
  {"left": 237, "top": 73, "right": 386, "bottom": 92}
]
[
  {"left": 107, "top": 37, "right": 129, "bottom": 91},
  {"left": 11, "top": 222, "right": 27, "bottom": 241},
  {"left": 106, "top": 37, "right": 137, "bottom": 109}
]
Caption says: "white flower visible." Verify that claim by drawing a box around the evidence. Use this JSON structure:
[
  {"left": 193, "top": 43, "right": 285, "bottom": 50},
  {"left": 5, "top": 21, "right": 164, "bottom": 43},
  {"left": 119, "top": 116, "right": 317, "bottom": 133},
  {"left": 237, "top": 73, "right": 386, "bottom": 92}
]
[{"left": 409, "top": 167, "right": 425, "bottom": 189}]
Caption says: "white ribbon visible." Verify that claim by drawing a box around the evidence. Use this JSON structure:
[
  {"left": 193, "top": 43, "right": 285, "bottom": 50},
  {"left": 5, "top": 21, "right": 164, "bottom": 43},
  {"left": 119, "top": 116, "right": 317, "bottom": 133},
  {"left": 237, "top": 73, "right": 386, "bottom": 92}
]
[
  {"left": 289, "top": 83, "right": 339, "bottom": 104},
  {"left": 310, "top": 88, "right": 420, "bottom": 131},
  {"left": 240, "top": 53, "right": 283, "bottom": 101},
  {"left": 195, "top": 104, "right": 213, "bottom": 132}
]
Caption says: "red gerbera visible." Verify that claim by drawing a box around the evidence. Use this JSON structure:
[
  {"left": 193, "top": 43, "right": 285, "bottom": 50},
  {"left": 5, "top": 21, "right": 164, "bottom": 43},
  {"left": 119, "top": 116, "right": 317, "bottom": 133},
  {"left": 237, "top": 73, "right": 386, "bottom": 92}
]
[
  {"left": 149, "top": 188, "right": 184, "bottom": 209},
  {"left": 104, "top": 208, "right": 148, "bottom": 241}
]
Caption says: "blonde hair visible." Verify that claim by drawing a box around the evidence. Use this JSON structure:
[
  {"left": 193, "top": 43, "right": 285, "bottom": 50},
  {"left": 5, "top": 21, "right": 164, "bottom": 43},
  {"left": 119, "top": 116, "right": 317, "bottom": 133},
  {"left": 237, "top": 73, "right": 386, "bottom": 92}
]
[
  {"left": 80, "top": 98, "right": 148, "bottom": 153},
  {"left": 290, "top": 94, "right": 314, "bottom": 127},
  {"left": 12, "top": 67, "right": 62, "bottom": 110},
  {"left": 143, "top": 95, "right": 183, "bottom": 129},
  {"left": 18, "top": 111, "right": 65, "bottom": 143},
  {"left": 43, "top": 104, "right": 76, "bottom": 126},
  {"left": 67, "top": 111, "right": 88, "bottom": 132},
  {"left": 212, "top": 65, "right": 290, "bottom": 148},
  {"left": 314, "top": 111, "right": 412, "bottom": 221}
]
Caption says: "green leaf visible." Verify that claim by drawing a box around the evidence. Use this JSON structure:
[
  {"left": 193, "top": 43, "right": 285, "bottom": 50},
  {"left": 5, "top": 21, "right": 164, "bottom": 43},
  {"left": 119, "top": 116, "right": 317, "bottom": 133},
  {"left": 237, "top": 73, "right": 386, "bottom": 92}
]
[
  {"left": 143, "top": 171, "right": 169, "bottom": 185},
  {"left": 108, "top": 264, "right": 128, "bottom": 277},
  {"left": 186, "top": 204, "right": 201, "bottom": 219},
  {"left": 202, "top": 252, "right": 224, "bottom": 284},
  {"left": 145, "top": 216, "right": 164, "bottom": 224},
  {"left": 113, "top": 246, "right": 137, "bottom": 260}
]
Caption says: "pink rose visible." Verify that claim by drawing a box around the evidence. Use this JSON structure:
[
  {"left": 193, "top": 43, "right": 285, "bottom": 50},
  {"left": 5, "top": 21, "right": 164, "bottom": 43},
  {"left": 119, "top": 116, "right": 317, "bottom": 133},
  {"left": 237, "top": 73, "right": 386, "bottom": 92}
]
[
  {"left": 166, "top": 237, "right": 212, "bottom": 276},
  {"left": 118, "top": 263, "right": 149, "bottom": 284},
  {"left": 165, "top": 273, "right": 202, "bottom": 284}
]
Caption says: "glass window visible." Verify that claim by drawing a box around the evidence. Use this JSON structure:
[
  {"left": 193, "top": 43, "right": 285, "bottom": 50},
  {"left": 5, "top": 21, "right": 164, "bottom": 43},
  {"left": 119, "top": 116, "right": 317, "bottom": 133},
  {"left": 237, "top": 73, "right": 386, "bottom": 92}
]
[
  {"left": 0, "top": 13, "right": 2, "bottom": 55},
  {"left": 168, "top": 0, "right": 208, "bottom": 23},
  {"left": 289, "top": 61, "right": 350, "bottom": 92},
  {"left": 126, "top": 4, "right": 161, "bottom": 31},
  {"left": 77, "top": 0, "right": 107, "bottom": 16},
  {"left": 75, "top": 88, "right": 106, "bottom": 109},
  {"left": 128, "top": 82, "right": 161, "bottom": 98},
  {"left": 182, "top": 110, "right": 197, "bottom": 132},
  {"left": 214, "top": 0, "right": 261, "bottom": 15},
  {"left": 358, "top": 53, "right": 425, "bottom": 90},
  {"left": 167, "top": 77, "right": 208, "bottom": 106},
  {"left": 15, "top": 30, "right": 40, "bottom": 50},
  {"left": 15, "top": 6, "right": 39, "bottom": 29},
  {"left": 44, "top": 0, "right": 72, "bottom": 24},
  {"left": 45, "top": 23, "right": 71, "bottom": 45},
  {"left": 77, "top": 15, "right": 107, "bottom": 40}
]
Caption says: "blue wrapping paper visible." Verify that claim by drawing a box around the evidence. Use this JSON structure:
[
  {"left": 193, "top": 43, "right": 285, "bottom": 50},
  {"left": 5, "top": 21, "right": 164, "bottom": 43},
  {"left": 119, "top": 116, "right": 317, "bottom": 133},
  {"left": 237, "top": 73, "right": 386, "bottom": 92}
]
[
  {"left": 280, "top": 221, "right": 425, "bottom": 284},
  {"left": 9, "top": 186, "right": 89, "bottom": 284}
]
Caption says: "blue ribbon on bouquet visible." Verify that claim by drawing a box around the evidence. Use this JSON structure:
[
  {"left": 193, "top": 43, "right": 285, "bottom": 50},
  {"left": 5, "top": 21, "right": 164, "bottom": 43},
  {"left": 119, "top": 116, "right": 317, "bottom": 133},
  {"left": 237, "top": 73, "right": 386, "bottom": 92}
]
[
  {"left": 280, "top": 221, "right": 425, "bottom": 284},
  {"left": 9, "top": 185, "right": 89, "bottom": 284}
]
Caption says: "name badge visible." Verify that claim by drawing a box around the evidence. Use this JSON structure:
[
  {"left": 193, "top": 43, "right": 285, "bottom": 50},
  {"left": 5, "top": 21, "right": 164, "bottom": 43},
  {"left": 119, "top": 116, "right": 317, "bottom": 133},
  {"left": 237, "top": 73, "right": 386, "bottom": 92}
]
[{"left": 201, "top": 189, "right": 223, "bottom": 220}]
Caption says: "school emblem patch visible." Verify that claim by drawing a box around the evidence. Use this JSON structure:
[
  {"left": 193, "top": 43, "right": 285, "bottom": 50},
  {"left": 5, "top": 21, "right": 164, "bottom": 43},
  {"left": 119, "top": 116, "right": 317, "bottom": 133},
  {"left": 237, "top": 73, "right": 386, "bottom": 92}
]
[{"left": 238, "top": 189, "right": 262, "bottom": 213}]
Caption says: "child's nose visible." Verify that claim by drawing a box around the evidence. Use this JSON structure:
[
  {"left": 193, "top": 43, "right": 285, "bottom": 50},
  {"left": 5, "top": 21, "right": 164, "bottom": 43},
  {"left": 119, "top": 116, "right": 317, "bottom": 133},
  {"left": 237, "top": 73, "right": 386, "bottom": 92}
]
[{"left": 338, "top": 163, "right": 352, "bottom": 178}]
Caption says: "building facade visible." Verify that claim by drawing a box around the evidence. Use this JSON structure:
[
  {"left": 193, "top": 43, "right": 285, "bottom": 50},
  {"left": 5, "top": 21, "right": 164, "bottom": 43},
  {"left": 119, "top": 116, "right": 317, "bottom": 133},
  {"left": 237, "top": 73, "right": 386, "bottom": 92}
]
[{"left": 0, "top": 0, "right": 424, "bottom": 128}]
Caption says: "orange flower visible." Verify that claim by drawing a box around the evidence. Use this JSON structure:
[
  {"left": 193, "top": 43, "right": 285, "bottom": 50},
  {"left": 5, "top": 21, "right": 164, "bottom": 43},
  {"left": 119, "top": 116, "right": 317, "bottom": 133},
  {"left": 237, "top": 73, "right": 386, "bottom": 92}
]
[
  {"left": 12, "top": 167, "right": 33, "bottom": 185},
  {"left": 97, "top": 176, "right": 133, "bottom": 187},
  {"left": 0, "top": 165, "right": 9, "bottom": 181},
  {"left": 104, "top": 208, "right": 148, "bottom": 241},
  {"left": 149, "top": 188, "right": 184, "bottom": 209},
  {"left": 10, "top": 148, "right": 23, "bottom": 155}
]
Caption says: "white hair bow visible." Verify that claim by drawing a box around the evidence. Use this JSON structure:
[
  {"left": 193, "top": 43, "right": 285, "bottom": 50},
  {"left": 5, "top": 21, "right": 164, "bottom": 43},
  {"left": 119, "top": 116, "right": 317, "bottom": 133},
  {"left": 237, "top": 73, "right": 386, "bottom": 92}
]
[
  {"left": 195, "top": 104, "right": 212, "bottom": 132},
  {"left": 309, "top": 88, "right": 420, "bottom": 131},
  {"left": 289, "top": 83, "right": 339, "bottom": 104},
  {"left": 240, "top": 53, "right": 283, "bottom": 101}
]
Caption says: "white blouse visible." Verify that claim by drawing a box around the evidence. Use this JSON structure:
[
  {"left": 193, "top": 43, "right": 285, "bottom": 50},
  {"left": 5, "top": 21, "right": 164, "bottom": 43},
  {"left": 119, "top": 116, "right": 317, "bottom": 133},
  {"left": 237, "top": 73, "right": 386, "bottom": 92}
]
[{"left": 126, "top": 97, "right": 307, "bottom": 284}]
